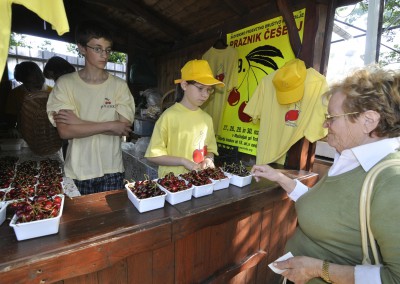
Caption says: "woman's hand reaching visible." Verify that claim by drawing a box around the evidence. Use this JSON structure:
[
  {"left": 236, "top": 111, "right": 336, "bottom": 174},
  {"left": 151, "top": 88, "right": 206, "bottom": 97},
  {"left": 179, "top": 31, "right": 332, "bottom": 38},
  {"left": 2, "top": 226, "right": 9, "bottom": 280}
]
[
  {"left": 251, "top": 164, "right": 282, "bottom": 182},
  {"left": 250, "top": 164, "right": 296, "bottom": 194}
]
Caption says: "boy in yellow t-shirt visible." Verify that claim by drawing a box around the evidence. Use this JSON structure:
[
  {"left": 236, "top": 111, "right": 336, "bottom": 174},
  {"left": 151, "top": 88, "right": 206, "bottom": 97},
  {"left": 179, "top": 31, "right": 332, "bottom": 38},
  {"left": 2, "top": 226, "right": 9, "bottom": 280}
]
[
  {"left": 145, "top": 60, "right": 224, "bottom": 178},
  {"left": 47, "top": 21, "right": 135, "bottom": 195}
]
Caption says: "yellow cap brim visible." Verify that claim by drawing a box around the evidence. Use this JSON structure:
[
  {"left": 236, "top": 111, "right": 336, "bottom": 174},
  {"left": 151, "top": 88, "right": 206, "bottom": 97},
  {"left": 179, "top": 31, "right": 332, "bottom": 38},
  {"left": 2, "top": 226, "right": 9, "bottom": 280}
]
[{"left": 174, "top": 77, "right": 225, "bottom": 87}]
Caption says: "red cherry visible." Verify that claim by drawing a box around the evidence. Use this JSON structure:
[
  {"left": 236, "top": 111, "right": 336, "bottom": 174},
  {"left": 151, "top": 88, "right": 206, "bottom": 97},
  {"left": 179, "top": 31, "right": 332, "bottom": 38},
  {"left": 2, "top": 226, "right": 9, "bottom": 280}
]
[
  {"left": 193, "top": 149, "right": 203, "bottom": 163},
  {"left": 53, "top": 196, "right": 62, "bottom": 204},
  {"left": 228, "top": 88, "right": 240, "bottom": 106},
  {"left": 238, "top": 101, "right": 252, "bottom": 122},
  {"left": 285, "top": 110, "right": 299, "bottom": 121},
  {"left": 216, "top": 73, "right": 225, "bottom": 81}
]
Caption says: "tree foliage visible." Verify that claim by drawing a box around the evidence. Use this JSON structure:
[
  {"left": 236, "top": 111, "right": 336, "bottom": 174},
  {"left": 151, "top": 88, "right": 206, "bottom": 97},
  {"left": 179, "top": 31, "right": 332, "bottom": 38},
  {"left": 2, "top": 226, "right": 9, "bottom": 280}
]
[
  {"left": 9, "top": 33, "right": 127, "bottom": 64},
  {"left": 9, "top": 32, "right": 31, "bottom": 49},
  {"left": 38, "top": 40, "right": 54, "bottom": 52},
  {"left": 336, "top": 0, "right": 400, "bottom": 67},
  {"left": 65, "top": 43, "right": 127, "bottom": 63}
]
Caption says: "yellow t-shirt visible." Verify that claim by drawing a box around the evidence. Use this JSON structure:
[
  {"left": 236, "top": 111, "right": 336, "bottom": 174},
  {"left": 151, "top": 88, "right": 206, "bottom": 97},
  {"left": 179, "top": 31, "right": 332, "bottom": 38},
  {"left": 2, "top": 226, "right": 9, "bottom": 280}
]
[
  {"left": 145, "top": 102, "right": 218, "bottom": 178},
  {"left": 0, "top": 0, "right": 69, "bottom": 80},
  {"left": 244, "top": 68, "right": 328, "bottom": 165},
  {"left": 46, "top": 72, "right": 135, "bottom": 180},
  {"left": 202, "top": 47, "right": 238, "bottom": 135}
]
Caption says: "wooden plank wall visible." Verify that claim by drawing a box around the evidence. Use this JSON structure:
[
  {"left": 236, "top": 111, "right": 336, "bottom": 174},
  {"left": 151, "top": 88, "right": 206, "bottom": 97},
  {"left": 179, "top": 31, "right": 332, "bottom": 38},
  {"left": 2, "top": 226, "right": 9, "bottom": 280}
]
[{"left": 156, "top": 40, "right": 214, "bottom": 94}]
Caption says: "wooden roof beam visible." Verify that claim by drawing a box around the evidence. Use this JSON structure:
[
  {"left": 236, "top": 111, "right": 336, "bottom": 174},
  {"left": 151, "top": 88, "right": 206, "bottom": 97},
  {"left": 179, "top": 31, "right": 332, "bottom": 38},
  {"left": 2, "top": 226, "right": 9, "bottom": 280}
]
[
  {"left": 222, "top": 0, "right": 250, "bottom": 15},
  {"left": 82, "top": 0, "right": 184, "bottom": 39},
  {"left": 121, "top": 1, "right": 185, "bottom": 39}
]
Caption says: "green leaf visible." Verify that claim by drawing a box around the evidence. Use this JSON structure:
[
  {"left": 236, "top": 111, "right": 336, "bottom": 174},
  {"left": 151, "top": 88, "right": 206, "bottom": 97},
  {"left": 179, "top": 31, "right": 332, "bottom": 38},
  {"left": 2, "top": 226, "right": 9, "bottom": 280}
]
[
  {"left": 246, "top": 45, "right": 283, "bottom": 59},
  {"left": 245, "top": 45, "right": 283, "bottom": 70}
]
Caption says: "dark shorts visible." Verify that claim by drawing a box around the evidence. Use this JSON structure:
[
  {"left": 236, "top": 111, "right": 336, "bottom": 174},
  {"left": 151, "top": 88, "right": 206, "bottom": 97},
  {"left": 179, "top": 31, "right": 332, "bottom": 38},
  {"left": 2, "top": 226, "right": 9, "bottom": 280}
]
[{"left": 74, "top": 172, "right": 125, "bottom": 195}]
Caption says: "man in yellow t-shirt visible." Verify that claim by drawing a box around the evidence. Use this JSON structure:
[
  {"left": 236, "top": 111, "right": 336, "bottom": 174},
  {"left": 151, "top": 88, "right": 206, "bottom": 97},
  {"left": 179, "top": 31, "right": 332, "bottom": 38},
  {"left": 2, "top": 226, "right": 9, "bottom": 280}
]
[{"left": 47, "top": 21, "right": 135, "bottom": 195}]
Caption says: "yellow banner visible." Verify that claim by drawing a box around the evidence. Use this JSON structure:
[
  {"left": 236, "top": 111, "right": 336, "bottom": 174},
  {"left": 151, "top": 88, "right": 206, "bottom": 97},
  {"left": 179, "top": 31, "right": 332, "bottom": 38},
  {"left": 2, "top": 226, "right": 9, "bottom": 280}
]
[{"left": 217, "top": 9, "right": 305, "bottom": 155}]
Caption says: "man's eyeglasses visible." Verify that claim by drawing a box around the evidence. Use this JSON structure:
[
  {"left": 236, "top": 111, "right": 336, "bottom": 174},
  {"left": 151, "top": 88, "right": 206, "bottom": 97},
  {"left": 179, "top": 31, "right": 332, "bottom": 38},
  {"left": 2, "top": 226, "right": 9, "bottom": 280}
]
[
  {"left": 324, "top": 112, "right": 359, "bottom": 124},
  {"left": 85, "top": 45, "right": 113, "bottom": 55},
  {"left": 189, "top": 83, "right": 215, "bottom": 95}
]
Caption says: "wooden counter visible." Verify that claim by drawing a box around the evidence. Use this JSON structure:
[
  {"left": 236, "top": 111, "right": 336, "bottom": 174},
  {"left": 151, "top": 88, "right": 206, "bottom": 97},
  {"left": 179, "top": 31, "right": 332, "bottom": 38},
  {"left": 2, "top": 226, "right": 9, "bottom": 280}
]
[{"left": 0, "top": 170, "right": 318, "bottom": 284}]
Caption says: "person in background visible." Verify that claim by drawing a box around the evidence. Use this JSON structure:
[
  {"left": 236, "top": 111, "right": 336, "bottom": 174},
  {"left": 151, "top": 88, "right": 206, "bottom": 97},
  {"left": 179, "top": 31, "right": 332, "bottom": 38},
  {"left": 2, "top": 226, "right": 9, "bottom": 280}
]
[
  {"left": 251, "top": 66, "right": 400, "bottom": 284},
  {"left": 44, "top": 56, "right": 76, "bottom": 82},
  {"left": 145, "top": 59, "right": 224, "bottom": 178},
  {"left": 44, "top": 56, "right": 76, "bottom": 159},
  {"left": 47, "top": 21, "right": 135, "bottom": 195},
  {"left": 5, "top": 61, "right": 51, "bottom": 136}
]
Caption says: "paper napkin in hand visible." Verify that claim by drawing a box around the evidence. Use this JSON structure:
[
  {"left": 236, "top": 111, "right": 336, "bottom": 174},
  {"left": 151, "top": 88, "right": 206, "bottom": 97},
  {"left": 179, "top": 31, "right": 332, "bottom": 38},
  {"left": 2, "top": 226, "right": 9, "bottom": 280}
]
[{"left": 268, "top": 252, "right": 294, "bottom": 274}]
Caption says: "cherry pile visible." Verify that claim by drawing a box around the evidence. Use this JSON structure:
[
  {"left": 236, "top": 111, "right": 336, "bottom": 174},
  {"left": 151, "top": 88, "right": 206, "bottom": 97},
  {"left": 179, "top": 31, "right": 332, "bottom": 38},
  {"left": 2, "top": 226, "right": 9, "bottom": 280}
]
[
  {"left": 5, "top": 186, "right": 35, "bottom": 200},
  {"left": 157, "top": 172, "right": 192, "bottom": 193},
  {"left": 11, "top": 161, "right": 38, "bottom": 189},
  {"left": 127, "top": 179, "right": 166, "bottom": 199},
  {"left": 0, "top": 156, "right": 18, "bottom": 189},
  {"left": 9, "top": 195, "right": 63, "bottom": 223},
  {"left": 221, "top": 162, "right": 251, "bottom": 177},
  {"left": 2, "top": 159, "right": 63, "bottom": 202},
  {"left": 37, "top": 159, "right": 63, "bottom": 196},
  {"left": 179, "top": 170, "right": 212, "bottom": 186},
  {"left": 200, "top": 168, "right": 228, "bottom": 180}
]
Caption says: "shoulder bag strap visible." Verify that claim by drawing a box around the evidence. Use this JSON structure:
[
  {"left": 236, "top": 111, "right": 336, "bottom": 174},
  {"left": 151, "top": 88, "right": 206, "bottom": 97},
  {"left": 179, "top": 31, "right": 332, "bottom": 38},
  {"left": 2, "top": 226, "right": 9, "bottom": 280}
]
[{"left": 360, "top": 159, "right": 400, "bottom": 265}]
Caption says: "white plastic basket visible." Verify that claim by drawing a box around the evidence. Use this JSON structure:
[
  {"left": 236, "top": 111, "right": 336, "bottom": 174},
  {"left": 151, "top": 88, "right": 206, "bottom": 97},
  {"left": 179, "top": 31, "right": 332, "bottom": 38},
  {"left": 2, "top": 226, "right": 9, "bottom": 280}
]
[
  {"left": 125, "top": 183, "right": 166, "bottom": 213},
  {"left": 9, "top": 194, "right": 65, "bottom": 241},
  {"left": 211, "top": 177, "right": 230, "bottom": 191},
  {"left": 192, "top": 183, "right": 214, "bottom": 198},
  {"left": 158, "top": 183, "right": 193, "bottom": 205},
  {"left": 224, "top": 172, "right": 252, "bottom": 187},
  {"left": 0, "top": 202, "right": 7, "bottom": 226}
]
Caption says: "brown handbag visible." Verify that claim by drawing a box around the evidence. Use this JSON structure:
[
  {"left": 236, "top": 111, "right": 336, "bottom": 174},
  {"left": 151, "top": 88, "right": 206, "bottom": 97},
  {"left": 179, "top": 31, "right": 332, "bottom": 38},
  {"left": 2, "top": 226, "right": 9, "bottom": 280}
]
[{"left": 19, "top": 90, "right": 62, "bottom": 156}]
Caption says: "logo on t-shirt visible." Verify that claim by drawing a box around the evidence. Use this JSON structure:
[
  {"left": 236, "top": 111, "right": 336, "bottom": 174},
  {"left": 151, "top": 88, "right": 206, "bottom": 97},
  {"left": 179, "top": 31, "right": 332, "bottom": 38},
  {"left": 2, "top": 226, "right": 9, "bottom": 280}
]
[
  {"left": 101, "top": 98, "right": 115, "bottom": 109},
  {"left": 192, "top": 130, "right": 207, "bottom": 163},
  {"left": 284, "top": 102, "right": 301, "bottom": 127}
]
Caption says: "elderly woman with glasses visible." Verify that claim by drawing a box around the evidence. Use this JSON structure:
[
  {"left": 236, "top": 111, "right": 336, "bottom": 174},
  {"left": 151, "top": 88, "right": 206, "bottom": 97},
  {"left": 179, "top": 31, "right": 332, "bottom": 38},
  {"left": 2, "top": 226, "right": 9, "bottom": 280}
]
[{"left": 251, "top": 66, "right": 400, "bottom": 284}]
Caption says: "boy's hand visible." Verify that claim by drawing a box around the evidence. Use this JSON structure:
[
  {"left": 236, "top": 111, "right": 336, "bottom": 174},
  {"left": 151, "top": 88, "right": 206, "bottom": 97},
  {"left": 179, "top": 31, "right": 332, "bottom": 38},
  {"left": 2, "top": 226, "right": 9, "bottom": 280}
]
[
  {"left": 110, "top": 121, "right": 132, "bottom": 136},
  {"left": 53, "top": 109, "right": 82, "bottom": 125},
  {"left": 182, "top": 159, "right": 199, "bottom": 171},
  {"left": 199, "top": 157, "right": 215, "bottom": 169}
]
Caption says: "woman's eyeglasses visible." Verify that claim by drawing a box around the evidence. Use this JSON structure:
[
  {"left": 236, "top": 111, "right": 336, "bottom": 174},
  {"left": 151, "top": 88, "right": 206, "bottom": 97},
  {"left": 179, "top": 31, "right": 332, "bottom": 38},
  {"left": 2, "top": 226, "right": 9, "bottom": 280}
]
[
  {"left": 85, "top": 45, "right": 113, "bottom": 55},
  {"left": 189, "top": 83, "right": 215, "bottom": 95},
  {"left": 324, "top": 112, "right": 359, "bottom": 124}
]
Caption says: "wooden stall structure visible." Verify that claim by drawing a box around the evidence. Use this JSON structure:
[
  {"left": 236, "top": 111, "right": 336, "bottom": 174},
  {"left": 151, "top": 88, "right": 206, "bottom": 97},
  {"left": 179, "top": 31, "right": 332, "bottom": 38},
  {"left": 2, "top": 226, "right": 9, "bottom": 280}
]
[
  {"left": 0, "top": 1, "right": 360, "bottom": 283},
  {"left": 5, "top": 0, "right": 361, "bottom": 171},
  {"left": 0, "top": 170, "right": 318, "bottom": 284}
]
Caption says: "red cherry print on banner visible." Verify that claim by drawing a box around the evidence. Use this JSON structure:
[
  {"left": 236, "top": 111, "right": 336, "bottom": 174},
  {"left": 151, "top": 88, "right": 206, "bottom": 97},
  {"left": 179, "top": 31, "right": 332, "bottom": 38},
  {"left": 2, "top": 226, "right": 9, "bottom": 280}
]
[
  {"left": 285, "top": 110, "right": 299, "bottom": 122},
  {"left": 216, "top": 73, "right": 225, "bottom": 82},
  {"left": 238, "top": 101, "right": 252, "bottom": 122},
  {"left": 228, "top": 88, "right": 240, "bottom": 106}
]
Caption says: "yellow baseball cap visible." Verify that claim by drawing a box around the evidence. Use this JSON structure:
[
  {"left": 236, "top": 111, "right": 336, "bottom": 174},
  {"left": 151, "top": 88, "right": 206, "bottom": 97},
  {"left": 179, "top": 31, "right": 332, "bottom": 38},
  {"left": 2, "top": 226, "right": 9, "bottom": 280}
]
[
  {"left": 174, "top": 59, "right": 225, "bottom": 87},
  {"left": 272, "top": 59, "right": 306, "bottom": 105}
]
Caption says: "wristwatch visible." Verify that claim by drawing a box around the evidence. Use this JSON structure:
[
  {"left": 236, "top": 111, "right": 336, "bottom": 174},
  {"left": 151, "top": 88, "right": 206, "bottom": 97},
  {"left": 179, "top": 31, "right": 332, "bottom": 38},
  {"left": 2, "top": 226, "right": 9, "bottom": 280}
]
[{"left": 321, "top": 260, "right": 333, "bottom": 283}]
